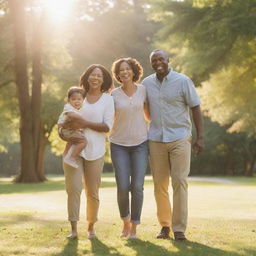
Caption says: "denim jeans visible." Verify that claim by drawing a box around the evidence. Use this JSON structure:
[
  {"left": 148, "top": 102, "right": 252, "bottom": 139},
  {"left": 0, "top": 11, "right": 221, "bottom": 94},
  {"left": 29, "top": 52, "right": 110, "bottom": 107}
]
[{"left": 110, "top": 141, "right": 148, "bottom": 224}]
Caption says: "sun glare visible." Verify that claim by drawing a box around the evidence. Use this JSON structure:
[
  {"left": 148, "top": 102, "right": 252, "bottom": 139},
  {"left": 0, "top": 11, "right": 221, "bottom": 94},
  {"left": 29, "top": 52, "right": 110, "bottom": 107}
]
[{"left": 43, "top": 0, "right": 74, "bottom": 22}]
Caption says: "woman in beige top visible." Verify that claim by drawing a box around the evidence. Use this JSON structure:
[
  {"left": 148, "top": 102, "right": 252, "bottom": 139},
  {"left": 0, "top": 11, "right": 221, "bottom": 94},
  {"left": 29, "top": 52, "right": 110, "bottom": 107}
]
[{"left": 110, "top": 58, "right": 149, "bottom": 239}]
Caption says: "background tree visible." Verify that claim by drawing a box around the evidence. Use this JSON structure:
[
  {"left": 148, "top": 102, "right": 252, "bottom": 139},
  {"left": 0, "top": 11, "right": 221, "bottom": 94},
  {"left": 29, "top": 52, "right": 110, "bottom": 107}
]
[
  {"left": 1, "top": 0, "right": 255, "bottom": 179},
  {"left": 0, "top": 0, "right": 158, "bottom": 180},
  {"left": 4, "top": 0, "right": 74, "bottom": 182},
  {"left": 9, "top": 0, "right": 40, "bottom": 182}
]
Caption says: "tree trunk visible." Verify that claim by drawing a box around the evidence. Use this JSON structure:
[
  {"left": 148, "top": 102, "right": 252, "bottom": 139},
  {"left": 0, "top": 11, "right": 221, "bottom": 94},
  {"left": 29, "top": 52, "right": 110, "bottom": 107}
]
[
  {"left": 225, "top": 153, "right": 235, "bottom": 176},
  {"left": 9, "top": 0, "right": 39, "bottom": 183},
  {"left": 31, "top": 10, "right": 46, "bottom": 181},
  {"left": 244, "top": 154, "right": 256, "bottom": 177},
  {"left": 36, "top": 130, "right": 47, "bottom": 181}
]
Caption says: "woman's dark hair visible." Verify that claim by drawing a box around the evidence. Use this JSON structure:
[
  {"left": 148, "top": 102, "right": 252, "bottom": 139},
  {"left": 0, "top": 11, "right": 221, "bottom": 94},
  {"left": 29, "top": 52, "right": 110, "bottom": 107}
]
[
  {"left": 79, "top": 64, "right": 113, "bottom": 93},
  {"left": 111, "top": 57, "right": 143, "bottom": 83},
  {"left": 67, "top": 86, "right": 86, "bottom": 99}
]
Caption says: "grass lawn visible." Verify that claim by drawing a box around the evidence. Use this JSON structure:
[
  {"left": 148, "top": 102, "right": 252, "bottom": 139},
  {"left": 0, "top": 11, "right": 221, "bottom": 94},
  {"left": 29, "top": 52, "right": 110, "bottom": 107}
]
[{"left": 0, "top": 175, "right": 256, "bottom": 256}]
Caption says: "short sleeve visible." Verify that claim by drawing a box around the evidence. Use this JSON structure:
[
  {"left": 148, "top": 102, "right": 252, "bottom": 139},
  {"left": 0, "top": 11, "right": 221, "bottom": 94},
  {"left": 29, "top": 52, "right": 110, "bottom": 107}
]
[
  {"left": 103, "top": 95, "right": 115, "bottom": 129},
  {"left": 63, "top": 103, "right": 76, "bottom": 113},
  {"left": 182, "top": 77, "right": 201, "bottom": 108},
  {"left": 57, "top": 113, "right": 66, "bottom": 124},
  {"left": 57, "top": 103, "right": 77, "bottom": 124},
  {"left": 140, "top": 84, "right": 147, "bottom": 103}
]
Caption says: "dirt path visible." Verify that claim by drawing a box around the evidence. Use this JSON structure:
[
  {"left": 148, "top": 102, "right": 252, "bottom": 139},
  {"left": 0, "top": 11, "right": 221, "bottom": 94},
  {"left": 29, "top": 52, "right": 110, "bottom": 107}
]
[{"left": 101, "top": 176, "right": 236, "bottom": 184}]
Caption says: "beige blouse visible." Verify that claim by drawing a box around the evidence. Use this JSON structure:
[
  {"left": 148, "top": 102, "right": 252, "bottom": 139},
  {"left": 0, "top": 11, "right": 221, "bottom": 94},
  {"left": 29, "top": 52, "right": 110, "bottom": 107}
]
[{"left": 109, "top": 84, "right": 148, "bottom": 146}]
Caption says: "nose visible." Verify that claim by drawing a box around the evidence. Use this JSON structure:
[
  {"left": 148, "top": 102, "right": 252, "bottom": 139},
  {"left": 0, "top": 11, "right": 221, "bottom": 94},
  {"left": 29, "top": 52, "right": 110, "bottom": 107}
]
[{"left": 155, "top": 59, "right": 162, "bottom": 65}]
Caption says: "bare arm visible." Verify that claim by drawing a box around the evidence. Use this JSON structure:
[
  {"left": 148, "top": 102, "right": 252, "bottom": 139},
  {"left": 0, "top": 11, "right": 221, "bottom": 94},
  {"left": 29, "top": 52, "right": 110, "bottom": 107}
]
[
  {"left": 64, "top": 112, "right": 110, "bottom": 133},
  {"left": 144, "top": 101, "right": 151, "bottom": 122},
  {"left": 191, "top": 105, "right": 204, "bottom": 156}
]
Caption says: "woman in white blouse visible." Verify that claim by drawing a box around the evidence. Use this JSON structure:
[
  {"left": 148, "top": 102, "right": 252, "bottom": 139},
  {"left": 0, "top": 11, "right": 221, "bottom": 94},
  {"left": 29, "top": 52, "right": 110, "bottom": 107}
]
[
  {"left": 59, "top": 64, "right": 114, "bottom": 239},
  {"left": 110, "top": 58, "right": 149, "bottom": 239}
]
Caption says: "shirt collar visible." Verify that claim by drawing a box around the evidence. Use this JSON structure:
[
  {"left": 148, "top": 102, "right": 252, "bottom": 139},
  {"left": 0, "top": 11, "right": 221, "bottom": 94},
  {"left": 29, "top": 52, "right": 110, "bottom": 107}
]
[{"left": 154, "top": 68, "right": 173, "bottom": 82}]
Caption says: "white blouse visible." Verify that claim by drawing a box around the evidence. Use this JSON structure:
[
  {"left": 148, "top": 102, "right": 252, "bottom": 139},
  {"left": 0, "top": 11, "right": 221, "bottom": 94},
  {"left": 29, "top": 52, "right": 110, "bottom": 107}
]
[
  {"left": 110, "top": 84, "right": 148, "bottom": 146},
  {"left": 80, "top": 93, "right": 114, "bottom": 161}
]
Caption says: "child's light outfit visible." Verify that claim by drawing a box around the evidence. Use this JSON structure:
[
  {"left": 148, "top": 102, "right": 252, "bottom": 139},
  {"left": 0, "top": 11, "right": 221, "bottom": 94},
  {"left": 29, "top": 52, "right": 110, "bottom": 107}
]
[
  {"left": 58, "top": 103, "right": 86, "bottom": 168},
  {"left": 58, "top": 103, "right": 85, "bottom": 139}
]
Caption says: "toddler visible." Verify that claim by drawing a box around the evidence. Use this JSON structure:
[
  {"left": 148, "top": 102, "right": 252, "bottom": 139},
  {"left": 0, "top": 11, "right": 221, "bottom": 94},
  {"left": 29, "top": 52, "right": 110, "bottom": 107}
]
[{"left": 58, "top": 87, "right": 87, "bottom": 168}]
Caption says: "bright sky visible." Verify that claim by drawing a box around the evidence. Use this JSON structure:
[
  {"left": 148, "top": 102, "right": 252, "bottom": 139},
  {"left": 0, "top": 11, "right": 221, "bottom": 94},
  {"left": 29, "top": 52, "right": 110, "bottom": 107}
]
[{"left": 43, "top": 0, "right": 75, "bottom": 23}]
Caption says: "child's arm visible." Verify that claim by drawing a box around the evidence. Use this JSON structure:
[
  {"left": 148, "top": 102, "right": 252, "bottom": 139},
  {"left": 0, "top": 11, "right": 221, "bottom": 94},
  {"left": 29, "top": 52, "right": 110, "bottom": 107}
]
[
  {"left": 63, "top": 113, "right": 109, "bottom": 133},
  {"left": 65, "top": 112, "right": 83, "bottom": 121}
]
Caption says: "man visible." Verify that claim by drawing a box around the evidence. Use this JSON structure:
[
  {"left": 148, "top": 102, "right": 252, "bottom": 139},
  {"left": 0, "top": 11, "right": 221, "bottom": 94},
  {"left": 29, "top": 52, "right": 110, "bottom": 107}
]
[{"left": 142, "top": 49, "right": 204, "bottom": 241}]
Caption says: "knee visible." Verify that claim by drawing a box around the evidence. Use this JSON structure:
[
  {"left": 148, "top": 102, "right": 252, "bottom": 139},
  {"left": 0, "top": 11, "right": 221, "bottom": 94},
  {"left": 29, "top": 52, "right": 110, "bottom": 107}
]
[
  {"left": 85, "top": 188, "right": 99, "bottom": 200},
  {"left": 154, "top": 185, "right": 168, "bottom": 197},
  {"left": 117, "top": 184, "right": 130, "bottom": 196},
  {"left": 66, "top": 185, "right": 82, "bottom": 196},
  {"left": 172, "top": 177, "right": 188, "bottom": 190},
  {"left": 131, "top": 183, "right": 144, "bottom": 195}
]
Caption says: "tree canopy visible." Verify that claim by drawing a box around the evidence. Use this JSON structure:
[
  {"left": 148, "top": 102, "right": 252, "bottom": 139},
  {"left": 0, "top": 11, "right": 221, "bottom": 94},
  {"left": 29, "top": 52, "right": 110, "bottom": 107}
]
[
  {"left": 149, "top": 0, "right": 256, "bottom": 136},
  {"left": 0, "top": 0, "right": 255, "bottom": 179}
]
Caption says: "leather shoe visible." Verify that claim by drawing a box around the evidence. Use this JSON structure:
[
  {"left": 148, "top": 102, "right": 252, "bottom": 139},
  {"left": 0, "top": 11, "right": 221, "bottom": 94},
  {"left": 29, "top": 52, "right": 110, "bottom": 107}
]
[
  {"left": 174, "top": 231, "right": 187, "bottom": 241},
  {"left": 156, "top": 227, "right": 170, "bottom": 239}
]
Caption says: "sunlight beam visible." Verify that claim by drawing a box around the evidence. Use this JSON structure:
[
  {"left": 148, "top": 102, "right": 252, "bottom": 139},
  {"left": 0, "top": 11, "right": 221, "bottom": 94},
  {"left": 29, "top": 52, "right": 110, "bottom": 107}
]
[{"left": 43, "top": 0, "right": 74, "bottom": 23}]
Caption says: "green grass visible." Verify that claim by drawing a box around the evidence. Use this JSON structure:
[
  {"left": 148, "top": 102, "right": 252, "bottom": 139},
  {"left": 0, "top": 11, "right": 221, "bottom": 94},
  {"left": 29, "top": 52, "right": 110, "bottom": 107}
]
[{"left": 0, "top": 176, "right": 256, "bottom": 256}]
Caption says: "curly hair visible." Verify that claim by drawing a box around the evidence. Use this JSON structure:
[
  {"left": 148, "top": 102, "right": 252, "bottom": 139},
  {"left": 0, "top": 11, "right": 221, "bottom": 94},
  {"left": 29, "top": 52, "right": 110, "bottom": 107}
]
[
  {"left": 111, "top": 57, "right": 143, "bottom": 83},
  {"left": 79, "top": 64, "right": 113, "bottom": 93}
]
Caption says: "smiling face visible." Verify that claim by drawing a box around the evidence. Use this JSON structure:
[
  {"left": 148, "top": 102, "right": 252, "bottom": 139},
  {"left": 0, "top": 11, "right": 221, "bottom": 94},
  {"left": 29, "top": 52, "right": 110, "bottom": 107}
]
[
  {"left": 88, "top": 67, "right": 104, "bottom": 92},
  {"left": 150, "top": 50, "right": 169, "bottom": 79},
  {"left": 118, "top": 61, "right": 134, "bottom": 83}
]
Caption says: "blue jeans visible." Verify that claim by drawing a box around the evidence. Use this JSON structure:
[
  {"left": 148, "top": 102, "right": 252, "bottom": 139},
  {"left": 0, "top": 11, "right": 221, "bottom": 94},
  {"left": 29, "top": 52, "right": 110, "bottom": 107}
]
[{"left": 110, "top": 141, "right": 148, "bottom": 224}]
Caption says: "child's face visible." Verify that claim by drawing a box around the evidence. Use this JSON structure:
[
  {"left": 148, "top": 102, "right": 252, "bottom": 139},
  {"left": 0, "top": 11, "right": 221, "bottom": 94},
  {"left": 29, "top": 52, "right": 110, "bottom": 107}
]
[{"left": 68, "top": 92, "right": 84, "bottom": 109}]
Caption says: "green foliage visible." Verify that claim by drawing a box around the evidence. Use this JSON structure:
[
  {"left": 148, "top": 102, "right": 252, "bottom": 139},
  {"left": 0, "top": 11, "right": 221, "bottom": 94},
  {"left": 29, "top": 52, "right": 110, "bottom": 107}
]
[
  {"left": 48, "top": 125, "right": 66, "bottom": 156},
  {"left": 149, "top": 0, "right": 256, "bottom": 152},
  {"left": 0, "top": 83, "right": 19, "bottom": 146},
  {"left": 4, "top": 0, "right": 255, "bottom": 177},
  {"left": 0, "top": 1, "right": 160, "bottom": 175},
  {"left": 199, "top": 65, "right": 256, "bottom": 135},
  {"left": 191, "top": 117, "right": 256, "bottom": 176},
  {"left": 0, "top": 7, "right": 18, "bottom": 150},
  {"left": 149, "top": 0, "right": 256, "bottom": 83}
]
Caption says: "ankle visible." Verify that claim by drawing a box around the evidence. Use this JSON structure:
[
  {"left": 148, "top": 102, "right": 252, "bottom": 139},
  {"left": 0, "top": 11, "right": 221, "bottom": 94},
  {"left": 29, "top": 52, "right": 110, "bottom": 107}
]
[
  {"left": 88, "top": 223, "right": 94, "bottom": 232},
  {"left": 130, "top": 224, "right": 137, "bottom": 234},
  {"left": 70, "top": 221, "right": 77, "bottom": 233}
]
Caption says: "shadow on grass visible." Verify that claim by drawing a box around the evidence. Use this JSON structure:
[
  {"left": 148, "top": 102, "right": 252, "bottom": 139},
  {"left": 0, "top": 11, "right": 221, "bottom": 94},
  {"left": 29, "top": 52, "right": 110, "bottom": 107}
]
[
  {"left": 90, "top": 238, "right": 124, "bottom": 256},
  {"left": 1, "top": 212, "right": 256, "bottom": 256},
  {"left": 53, "top": 239, "right": 79, "bottom": 256},
  {"left": 0, "top": 180, "right": 116, "bottom": 194},
  {"left": 0, "top": 212, "right": 63, "bottom": 228},
  {"left": 126, "top": 238, "right": 247, "bottom": 256}
]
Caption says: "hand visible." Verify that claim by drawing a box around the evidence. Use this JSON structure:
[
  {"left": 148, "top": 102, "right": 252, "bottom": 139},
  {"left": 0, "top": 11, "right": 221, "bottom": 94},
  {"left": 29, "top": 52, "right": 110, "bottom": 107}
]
[{"left": 192, "top": 137, "right": 204, "bottom": 157}]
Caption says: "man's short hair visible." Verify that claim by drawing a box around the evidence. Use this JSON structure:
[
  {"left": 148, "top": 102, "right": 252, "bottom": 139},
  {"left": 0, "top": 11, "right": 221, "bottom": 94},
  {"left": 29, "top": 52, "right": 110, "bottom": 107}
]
[{"left": 149, "top": 49, "right": 169, "bottom": 61}]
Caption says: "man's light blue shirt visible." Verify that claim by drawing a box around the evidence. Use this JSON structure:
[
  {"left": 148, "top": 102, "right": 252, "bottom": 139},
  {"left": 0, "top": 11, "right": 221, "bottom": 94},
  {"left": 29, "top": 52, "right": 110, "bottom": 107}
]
[{"left": 142, "top": 69, "right": 201, "bottom": 143}]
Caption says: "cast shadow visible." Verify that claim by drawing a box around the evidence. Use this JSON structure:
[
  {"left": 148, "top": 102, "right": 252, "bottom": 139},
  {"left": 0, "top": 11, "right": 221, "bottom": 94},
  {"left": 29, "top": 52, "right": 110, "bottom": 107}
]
[
  {"left": 53, "top": 238, "right": 78, "bottom": 256},
  {"left": 89, "top": 238, "right": 124, "bottom": 256},
  {"left": 126, "top": 238, "right": 244, "bottom": 256}
]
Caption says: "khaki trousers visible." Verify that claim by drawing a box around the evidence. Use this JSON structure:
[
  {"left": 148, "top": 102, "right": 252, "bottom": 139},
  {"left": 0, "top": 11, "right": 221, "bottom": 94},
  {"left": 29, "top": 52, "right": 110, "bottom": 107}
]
[
  {"left": 149, "top": 137, "right": 191, "bottom": 233},
  {"left": 63, "top": 156, "right": 104, "bottom": 223}
]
